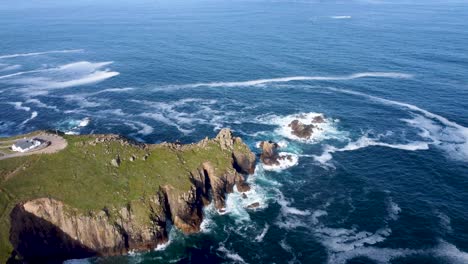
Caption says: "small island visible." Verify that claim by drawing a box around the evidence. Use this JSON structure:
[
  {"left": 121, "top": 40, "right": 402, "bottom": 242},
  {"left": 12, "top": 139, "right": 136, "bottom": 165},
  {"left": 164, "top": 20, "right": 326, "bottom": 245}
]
[{"left": 0, "top": 129, "right": 256, "bottom": 263}]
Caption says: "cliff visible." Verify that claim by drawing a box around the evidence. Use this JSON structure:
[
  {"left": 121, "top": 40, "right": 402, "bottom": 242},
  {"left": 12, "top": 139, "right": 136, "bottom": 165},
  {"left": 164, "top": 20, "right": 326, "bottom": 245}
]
[{"left": 0, "top": 129, "right": 256, "bottom": 263}]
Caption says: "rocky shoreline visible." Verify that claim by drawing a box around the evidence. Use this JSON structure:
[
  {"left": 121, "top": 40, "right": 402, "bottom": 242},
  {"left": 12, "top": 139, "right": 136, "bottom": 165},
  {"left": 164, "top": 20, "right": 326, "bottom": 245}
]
[{"left": 2, "top": 129, "right": 256, "bottom": 263}]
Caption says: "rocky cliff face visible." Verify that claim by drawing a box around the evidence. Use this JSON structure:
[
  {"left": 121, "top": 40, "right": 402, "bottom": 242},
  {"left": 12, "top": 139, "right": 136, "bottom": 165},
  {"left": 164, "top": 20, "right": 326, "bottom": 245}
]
[{"left": 7, "top": 129, "right": 256, "bottom": 263}]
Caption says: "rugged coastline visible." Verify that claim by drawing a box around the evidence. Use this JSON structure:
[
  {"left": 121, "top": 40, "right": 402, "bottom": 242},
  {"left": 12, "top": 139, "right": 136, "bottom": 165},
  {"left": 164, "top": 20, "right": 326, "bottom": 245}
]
[{"left": 0, "top": 129, "right": 255, "bottom": 263}]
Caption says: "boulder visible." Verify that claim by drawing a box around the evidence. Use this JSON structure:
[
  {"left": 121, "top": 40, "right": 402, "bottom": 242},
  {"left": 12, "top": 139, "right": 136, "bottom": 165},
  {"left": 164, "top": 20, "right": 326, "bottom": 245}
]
[
  {"left": 288, "top": 120, "right": 314, "bottom": 139},
  {"left": 247, "top": 202, "right": 260, "bottom": 209},
  {"left": 259, "top": 141, "right": 280, "bottom": 166},
  {"left": 312, "top": 115, "right": 325, "bottom": 123},
  {"left": 110, "top": 156, "right": 121, "bottom": 167}
]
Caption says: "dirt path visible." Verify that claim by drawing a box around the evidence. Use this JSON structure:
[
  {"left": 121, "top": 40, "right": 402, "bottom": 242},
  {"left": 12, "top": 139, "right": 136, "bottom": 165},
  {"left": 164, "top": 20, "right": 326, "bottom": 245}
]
[{"left": 0, "top": 133, "right": 67, "bottom": 161}]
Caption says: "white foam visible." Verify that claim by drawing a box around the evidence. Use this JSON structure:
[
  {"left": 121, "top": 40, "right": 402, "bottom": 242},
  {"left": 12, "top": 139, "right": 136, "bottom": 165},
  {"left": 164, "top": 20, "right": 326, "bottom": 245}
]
[
  {"left": 275, "top": 189, "right": 311, "bottom": 230},
  {"left": 0, "top": 49, "right": 83, "bottom": 59},
  {"left": 8, "top": 102, "right": 30, "bottom": 112},
  {"left": 331, "top": 15, "right": 352, "bottom": 19},
  {"left": 21, "top": 111, "right": 38, "bottom": 125},
  {"left": 254, "top": 224, "right": 269, "bottom": 242},
  {"left": 61, "top": 117, "right": 91, "bottom": 135},
  {"left": 133, "top": 121, "right": 154, "bottom": 135},
  {"left": 435, "top": 210, "right": 452, "bottom": 233},
  {"left": 25, "top": 99, "right": 58, "bottom": 111},
  {"left": 200, "top": 203, "right": 217, "bottom": 233},
  {"left": 134, "top": 98, "right": 223, "bottom": 135},
  {"left": 262, "top": 152, "right": 299, "bottom": 171},
  {"left": 328, "top": 87, "right": 468, "bottom": 162},
  {"left": 314, "top": 134, "right": 430, "bottom": 166},
  {"left": 169, "top": 72, "right": 412, "bottom": 89},
  {"left": 78, "top": 117, "right": 91, "bottom": 127},
  {"left": 327, "top": 240, "right": 468, "bottom": 264},
  {"left": 0, "top": 64, "right": 21, "bottom": 72},
  {"left": 387, "top": 199, "right": 401, "bottom": 221},
  {"left": 0, "top": 68, "right": 47, "bottom": 80},
  {"left": 154, "top": 241, "right": 170, "bottom": 251},
  {"left": 259, "top": 112, "right": 347, "bottom": 144},
  {"left": 217, "top": 243, "right": 246, "bottom": 264},
  {"left": 9, "top": 61, "right": 119, "bottom": 94}
]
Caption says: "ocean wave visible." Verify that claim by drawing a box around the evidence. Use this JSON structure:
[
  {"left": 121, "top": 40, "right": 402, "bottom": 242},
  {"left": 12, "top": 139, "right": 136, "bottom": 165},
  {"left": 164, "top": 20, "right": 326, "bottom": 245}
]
[
  {"left": 167, "top": 72, "right": 413, "bottom": 89},
  {"left": 21, "top": 111, "right": 38, "bottom": 125},
  {"left": 328, "top": 87, "right": 468, "bottom": 162},
  {"left": 259, "top": 112, "right": 348, "bottom": 144},
  {"left": 0, "top": 49, "right": 83, "bottom": 59},
  {"left": 313, "top": 134, "right": 430, "bottom": 165},
  {"left": 60, "top": 117, "right": 91, "bottom": 135},
  {"left": 25, "top": 99, "right": 58, "bottom": 111},
  {"left": 262, "top": 152, "right": 299, "bottom": 171},
  {"left": 254, "top": 224, "right": 269, "bottom": 242},
  {"left": 134, "top": 98, "right": 225, "bottom": 135},
  {"left": 217, "top": 243, "right": 246, "bottom": 264},
  {"left": 7, "top": 101, "right": 31, "bottom": 112},
  {"left": 6, "top": 61, "right": 120, "bottom": 95},
  {"left": 327, "top": 240, "right": 468, "bottom": 264},
  {"left": 0, "top": 64, "right": 21, "bottom": 72}
]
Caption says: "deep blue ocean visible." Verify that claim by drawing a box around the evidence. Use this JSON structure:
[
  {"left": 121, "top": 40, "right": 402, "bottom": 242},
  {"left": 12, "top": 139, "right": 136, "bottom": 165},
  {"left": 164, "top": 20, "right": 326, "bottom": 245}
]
[{"left": 1, "top": 0, "right": 468, "bottom": 263}]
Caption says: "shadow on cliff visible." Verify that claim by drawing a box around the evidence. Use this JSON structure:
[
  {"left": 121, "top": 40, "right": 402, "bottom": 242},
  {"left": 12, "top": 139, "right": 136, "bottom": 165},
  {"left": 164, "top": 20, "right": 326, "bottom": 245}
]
[{"left": 8, "top": 204, "right": 97, "bottom": 264}]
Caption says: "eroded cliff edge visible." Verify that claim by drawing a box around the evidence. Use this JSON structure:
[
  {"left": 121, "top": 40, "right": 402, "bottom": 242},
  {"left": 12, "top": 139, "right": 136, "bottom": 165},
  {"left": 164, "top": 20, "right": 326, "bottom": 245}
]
[{"left": 0, "top": 129, "right": 255, "bottom": 263}]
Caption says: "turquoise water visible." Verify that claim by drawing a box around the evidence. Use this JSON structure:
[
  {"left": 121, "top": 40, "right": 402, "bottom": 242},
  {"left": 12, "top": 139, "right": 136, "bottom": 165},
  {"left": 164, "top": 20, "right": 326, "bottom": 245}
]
[{"left": 1, "top": 1, "right": 468, "bottom": 263}]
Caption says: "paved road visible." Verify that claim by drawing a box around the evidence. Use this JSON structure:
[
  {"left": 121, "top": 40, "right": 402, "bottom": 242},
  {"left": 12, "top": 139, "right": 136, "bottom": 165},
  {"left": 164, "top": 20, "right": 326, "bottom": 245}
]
[{"left": 0, "top": 133, "right": 67, "bottom": 160}]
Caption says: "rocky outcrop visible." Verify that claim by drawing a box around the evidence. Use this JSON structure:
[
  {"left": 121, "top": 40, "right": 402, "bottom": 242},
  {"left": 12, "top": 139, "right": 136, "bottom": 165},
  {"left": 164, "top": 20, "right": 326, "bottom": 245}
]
[
  {"left": 288, "top": 115, "right": 326, "bottom": 139},
  {"left": 288, "top": 120, "right": 315, "bottom": 139},
  {"left": 259, "top": 141, "right": 294, "bottom": 166},
  {"left": 260, "top": 141, "right": 280, "bottom": 166},
  {"left": 10, "top": 198, "right": 168, "bottom": 263},
  {"left": 7, "top": 128, "right": 256, "bottom": 262}
]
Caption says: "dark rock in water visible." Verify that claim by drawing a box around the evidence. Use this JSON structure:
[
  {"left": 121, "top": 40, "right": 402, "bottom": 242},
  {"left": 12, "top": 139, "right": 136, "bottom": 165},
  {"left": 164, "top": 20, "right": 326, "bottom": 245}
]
[
  {"left": 260, "top": 141, "right": 294, "bottom": 166},
  {"left": 237, "top": 182, "right": 251, "bottom": 192},
  {"left": 312, "top": 115, "right": 325, "bottom": 123},
  {"left": 260, "top": 141, "right": 280, "bottom": 166},
  {"left": 247, "top": 202, "right": 260, "bottom": 209},
  {"left": 241, "top": 193, "right": 248, "bottom": 199},
  {"left": 288, "top": 120, "right": 314, "bottom": 139}
]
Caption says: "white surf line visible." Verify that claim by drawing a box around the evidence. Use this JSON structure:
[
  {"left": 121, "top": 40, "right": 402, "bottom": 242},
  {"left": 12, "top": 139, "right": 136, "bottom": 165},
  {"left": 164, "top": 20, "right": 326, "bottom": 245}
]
[
  {"left": 0, "top": 49, "right": 83, "bottom": 59},
  {"left": 0, "top": 69, "right": 48, "bottom": 79},
  {"left": 330, "top": 16, "right": 352, "bottom": 19},
  {"left": 168, "top": 72, "right": 413, "bottom": 89},
  {"left": 326, "top": 87, "right": 467, "bottom": 132},
  {"left": 0, "top": 61, "right": 114, "bottom": 80}
]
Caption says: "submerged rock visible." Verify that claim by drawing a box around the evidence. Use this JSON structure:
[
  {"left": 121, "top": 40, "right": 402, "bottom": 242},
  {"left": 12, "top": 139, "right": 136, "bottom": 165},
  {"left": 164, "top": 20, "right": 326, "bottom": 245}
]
[
  {"left": 312, "top": 115, "right": 325, "bottom": 123},
  {"left": 247, "top": 202, "right": 260, "bottom": 209}
]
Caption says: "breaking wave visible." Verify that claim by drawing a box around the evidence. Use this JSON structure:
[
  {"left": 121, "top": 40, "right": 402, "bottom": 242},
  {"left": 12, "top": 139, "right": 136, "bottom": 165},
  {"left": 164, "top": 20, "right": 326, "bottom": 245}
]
[
  {"left": 258, "top": 112, "right": 348, "bottom": 144},
  {"left": 262, "top": 152, "right": 299, "bottom": 171}
]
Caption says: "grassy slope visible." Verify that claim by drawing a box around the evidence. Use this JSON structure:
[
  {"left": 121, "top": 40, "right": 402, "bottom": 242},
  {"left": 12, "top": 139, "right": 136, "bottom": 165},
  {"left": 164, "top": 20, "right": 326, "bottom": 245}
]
[{"left": 0, "top": 133, "right": 239, "bottom": 262}]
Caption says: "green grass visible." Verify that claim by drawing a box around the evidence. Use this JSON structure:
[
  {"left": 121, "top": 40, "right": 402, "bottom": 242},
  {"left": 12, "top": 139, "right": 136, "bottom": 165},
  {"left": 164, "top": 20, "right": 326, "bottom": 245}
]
[{"left": 0, "top": 133, "right": 245, "bottom": 262}]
